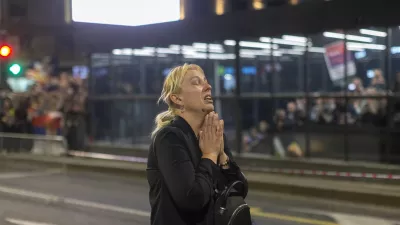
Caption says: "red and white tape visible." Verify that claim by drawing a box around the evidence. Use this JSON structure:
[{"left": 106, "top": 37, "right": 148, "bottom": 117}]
[
  {"left": 244, "top": 167, "right": 400, "bottom": 180},
  {"left": 68, "top": 151, "right": 400, "bottom": 180},
  {"left": 68, "top": 151, "right": 148, "bottom": 163}
]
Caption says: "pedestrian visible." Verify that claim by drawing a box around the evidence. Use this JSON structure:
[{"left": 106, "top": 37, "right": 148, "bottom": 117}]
[{"left": 147, "top": 64, "right": 251, "bottom": 225}]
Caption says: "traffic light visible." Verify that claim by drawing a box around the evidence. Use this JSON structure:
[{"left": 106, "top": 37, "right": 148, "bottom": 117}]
[
  {"left": 8, "top": 63, "right": 22, "bottom": 76},
  {"left": 0, "top": 43, "right": 22, "bottom": 77},
  {"left": 0, "top": 45, "right": 12, "bottom": 58}
]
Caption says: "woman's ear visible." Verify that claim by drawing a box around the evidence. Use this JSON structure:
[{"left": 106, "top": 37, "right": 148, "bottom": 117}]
[{"left": 170, "top": 94, "right": 183, "bottom": 106}]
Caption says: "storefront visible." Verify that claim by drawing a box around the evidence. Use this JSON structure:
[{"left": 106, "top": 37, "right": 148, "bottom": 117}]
[{"left": 78, "top": 0, "right": 400, "bottom": 163}]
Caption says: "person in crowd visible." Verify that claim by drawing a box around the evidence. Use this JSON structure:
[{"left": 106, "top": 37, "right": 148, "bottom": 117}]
[
  {"left": 28, "top": 94, "right": 46, "bottom": 135},
  {"left": 14, "top": 96, "right": 31, "bottom": 134},
  {"left": 310, "top": 98, "right": 336, "bottom": 124},
  {"left": 0, "top": 98, "right": 16, "bottom": 151},
  {"left": 371, "top": 69, "right": 386, "bottom": 91},
  {"left": 44, "top": 93, "right": 63, "bottom": 135},
  {"left": 1, "top": 98, "right": 15, "bottom": 132},
  {"left": 285, "top": 102, "right": 297, "bottom": 127},
  {"left": 295, "top": 98, "right": 307, "bottom": 125},
  {"left": 310, "top": 97, "right": 323, "bottom": 123},
  {"left": 332, "top": 97, "right": 357, "bottom": 125},
  {"left": 273, "top": 109, "right": 287, "bottom": 131},
  {"left": 352, "top": 77, "right": 364, "bottom": 95},
  {"left": 147, "top": 64, "right": 248, "bottom": 225},
  {"left": 259, "top": 120, "right": 269, "bottom": 135},
  {"left": 286, "top": 101, "right": 306, "bottom": 127},
  {"left": 360, "top": 88, "right": 386, "bottom": 126},
  {"left": 243, "top": 126, "right": 264, "bottom": 152}
]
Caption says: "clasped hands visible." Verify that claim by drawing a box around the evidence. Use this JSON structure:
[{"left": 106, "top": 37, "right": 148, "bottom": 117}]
[{"left": 199, "top": 112, "right": 228, "bottom": 164}]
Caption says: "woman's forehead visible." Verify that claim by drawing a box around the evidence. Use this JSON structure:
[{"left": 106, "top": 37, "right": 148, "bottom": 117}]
[{"left": 185, "top": 70, "right": 205, "bottom": 80}]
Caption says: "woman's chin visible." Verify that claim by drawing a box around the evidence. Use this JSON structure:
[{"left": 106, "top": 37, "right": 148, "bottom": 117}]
[{"left": 202, "top": 105, "right": 214, "bottom": 113}]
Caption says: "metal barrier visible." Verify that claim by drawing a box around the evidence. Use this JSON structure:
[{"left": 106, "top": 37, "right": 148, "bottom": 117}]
[{"left": 0, "top": 132, "right": 67, "bottom": 156}]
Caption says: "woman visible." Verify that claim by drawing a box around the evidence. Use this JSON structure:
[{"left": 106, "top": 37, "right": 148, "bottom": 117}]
[{"left": 147, "top": 64, "right": 248, "bottom": 225}]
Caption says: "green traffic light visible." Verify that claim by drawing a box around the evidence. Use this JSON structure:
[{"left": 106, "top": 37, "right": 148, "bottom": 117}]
[{"left": 9, "top": 63, "right": 22, "bottom": 76}]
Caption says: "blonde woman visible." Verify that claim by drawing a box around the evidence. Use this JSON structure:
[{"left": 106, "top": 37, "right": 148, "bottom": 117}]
[{"left": 147, "top": 64, "right": 248, "bottom": 225}]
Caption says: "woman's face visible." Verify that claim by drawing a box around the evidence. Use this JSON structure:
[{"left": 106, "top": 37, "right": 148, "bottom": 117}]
[{"left": 174, "top": 70, "right": 214, "bottom": 114}]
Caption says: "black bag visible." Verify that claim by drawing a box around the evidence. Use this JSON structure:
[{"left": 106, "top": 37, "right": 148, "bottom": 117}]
[{"left": 214, "top": 180, "right": 252, "bottom": 225}]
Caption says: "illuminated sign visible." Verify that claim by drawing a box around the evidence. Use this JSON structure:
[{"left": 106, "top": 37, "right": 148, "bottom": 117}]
[{"left": 71, "top": 0, "right": 181, "bottom": 26}]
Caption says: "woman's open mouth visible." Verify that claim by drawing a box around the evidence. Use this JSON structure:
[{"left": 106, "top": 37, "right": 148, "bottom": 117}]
[{"left": 204, "top": 95, "right": 213, "bottom": 103}]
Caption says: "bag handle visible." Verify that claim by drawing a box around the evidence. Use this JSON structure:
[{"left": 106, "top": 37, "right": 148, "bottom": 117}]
[{"left": 221, "top": 180, "right": 244, "bottom": 208}]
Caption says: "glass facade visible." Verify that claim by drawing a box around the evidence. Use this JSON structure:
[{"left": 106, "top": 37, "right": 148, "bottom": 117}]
[{"left": 88, "top": 26, "right": 400, "bottom": 164}]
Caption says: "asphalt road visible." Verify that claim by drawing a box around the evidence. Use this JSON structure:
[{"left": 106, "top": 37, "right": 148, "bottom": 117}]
[{"left": 0, "top": 162, "right": 399, "bottom": 225}]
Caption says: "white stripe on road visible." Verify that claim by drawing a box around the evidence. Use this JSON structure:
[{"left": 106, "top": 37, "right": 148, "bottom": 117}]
[
  {"left": 0, "top": 185, "right": 151, "bottom": 217},
  {"left": 6, "top": 218, "right": 57, "bottom": 225},
  {"left": 0, "top": 169, "right": 63, "bottom": 179}
]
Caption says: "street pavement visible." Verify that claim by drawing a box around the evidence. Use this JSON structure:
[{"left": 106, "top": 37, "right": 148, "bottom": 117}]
[{"left": 0, "top": 162, "right": 399, "bottom": 225}]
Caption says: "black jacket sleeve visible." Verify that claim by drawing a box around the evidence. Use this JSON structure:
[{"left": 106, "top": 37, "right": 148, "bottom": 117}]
[
  {"left": 220, "top": 134, "right": 249, "bottom": 198},
  {"left": 155, "top": 130, "right": 218, "bottom": 212}
]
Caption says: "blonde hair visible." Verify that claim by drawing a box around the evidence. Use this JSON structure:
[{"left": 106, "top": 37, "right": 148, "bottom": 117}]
[{"left": 151, "top": 63, "right": 204, "bottom": 137}]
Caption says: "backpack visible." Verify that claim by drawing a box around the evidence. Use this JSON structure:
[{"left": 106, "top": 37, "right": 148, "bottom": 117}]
[{"left": 213, "top": 180, "right": 253, "bottom": 225}]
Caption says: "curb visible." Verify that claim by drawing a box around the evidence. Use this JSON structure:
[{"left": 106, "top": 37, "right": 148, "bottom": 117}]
[
  {"left": 76, "top": 149, "right": 400, "bottom": 184},
  {"left": 87, "top": 145, "right": 400, "bottom": 175},
  {"left": 67, "top": 150, "right": 400, "bottom": 185},
  {"left": 2, "top": 154, "right": 400, "bottom": 209}
]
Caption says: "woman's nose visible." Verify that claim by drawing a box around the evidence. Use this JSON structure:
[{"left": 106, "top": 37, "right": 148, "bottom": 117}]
[{"left": 204, "top": 83, "right": 212, "bottom": 91}]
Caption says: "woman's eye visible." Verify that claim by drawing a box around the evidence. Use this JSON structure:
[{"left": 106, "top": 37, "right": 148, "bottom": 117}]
[{"left": 192, "top": 80, "right": 200, "bottom": 85}]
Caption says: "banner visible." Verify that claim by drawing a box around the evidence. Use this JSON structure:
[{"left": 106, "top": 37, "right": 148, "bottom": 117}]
[{"left": 324, "top": 41, "right": 356, "bottom": 82}]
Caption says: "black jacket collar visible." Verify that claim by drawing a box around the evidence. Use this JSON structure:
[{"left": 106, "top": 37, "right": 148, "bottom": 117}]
[{"left": 171, "top": 116, "right": 198, "bottom": 140}]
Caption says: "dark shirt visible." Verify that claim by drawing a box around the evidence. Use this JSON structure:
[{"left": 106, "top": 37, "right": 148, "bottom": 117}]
[{"left": 147, "top": 116, "right": 247, "bottom": 225}]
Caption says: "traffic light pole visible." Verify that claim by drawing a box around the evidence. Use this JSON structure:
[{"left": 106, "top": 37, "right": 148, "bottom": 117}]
[
  {"left": 0, "top": 32, "right": 7, "bottom": 87},
  {"left": 0, "top": 0, "right": 6, "bottom": 87}
]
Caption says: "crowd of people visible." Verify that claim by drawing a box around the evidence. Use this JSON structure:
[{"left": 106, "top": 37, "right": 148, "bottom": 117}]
[
  {"left": 243, "top": 70, "right": 400, "bottom": 156},
  {"left": 0, "top": 61, "right": 88, "bottom": 152}
]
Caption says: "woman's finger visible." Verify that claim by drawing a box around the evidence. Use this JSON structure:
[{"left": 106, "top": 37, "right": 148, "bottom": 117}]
[
  {"left": 218, "top": 120, "right": 223, "bottom": 134},
  {"left": 213, "top": 113, "right": 219, "bottom": 133},
  {"left": 214, "top": 112, "right": 219, "bottom": 121},
  {"left": 213, "top": 113, "right": 218, "bottom": 132},
  {"left": 203, "top": 114, "right": 208, "bottom": 130},
  {"left": 206, "top": 112, "right": 213, "bottom": 139}
]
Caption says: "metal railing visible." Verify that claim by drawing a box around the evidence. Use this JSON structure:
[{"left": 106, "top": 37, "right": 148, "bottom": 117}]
[{"left": 0, "top": 132, "right": 67, "bottom": 156}]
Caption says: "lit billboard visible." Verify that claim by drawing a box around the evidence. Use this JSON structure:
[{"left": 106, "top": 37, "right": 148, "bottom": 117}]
[{"left": 71, "top": 0, "right": 181, "bottom": 26}]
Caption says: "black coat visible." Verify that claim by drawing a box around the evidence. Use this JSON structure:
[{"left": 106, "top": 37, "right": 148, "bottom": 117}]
[{"left": 147, "top": 116, "right": 248, "bottom": 225}]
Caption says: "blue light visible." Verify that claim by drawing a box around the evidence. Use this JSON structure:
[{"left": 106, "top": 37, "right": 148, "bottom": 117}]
[
  {"left": 354, "top": 51, "right": 366, "bottom": 59},
  {"left": 225, "top": 67, "right": 234, "bottom": 74},
  {"left": 242, "top": 66, "right": 257, "bottom": 75},
  {"left": 367, "top": 70, "right": 375, "bottom": 79},
  {"left": 222, "top": 66, "right": 257, "bottom": 76},
  {"left": 391, "top": 46, "right": 400, "bottom": 54}
]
